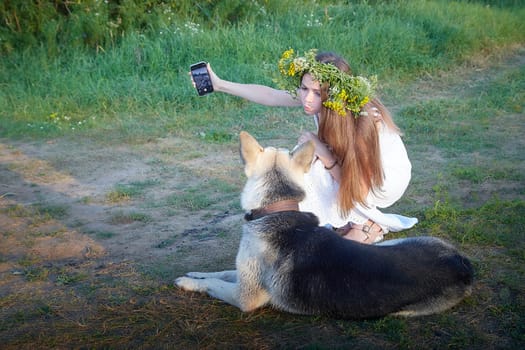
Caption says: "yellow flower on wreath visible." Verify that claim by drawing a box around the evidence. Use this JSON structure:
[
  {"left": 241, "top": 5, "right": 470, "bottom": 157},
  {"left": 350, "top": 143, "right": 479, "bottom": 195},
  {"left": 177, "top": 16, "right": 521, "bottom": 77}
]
[
  {"left": 275, "top": 48, "right": 377, "bottom": 117},
  {"left": 288, "top": 63, "right": 296, "bottom": 77}
]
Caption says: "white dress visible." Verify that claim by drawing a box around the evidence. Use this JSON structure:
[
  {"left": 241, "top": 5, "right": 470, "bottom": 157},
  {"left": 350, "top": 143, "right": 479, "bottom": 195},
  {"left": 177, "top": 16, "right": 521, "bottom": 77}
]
[{"left": 298, "top": 117, "right": 418, "bottom": 234}]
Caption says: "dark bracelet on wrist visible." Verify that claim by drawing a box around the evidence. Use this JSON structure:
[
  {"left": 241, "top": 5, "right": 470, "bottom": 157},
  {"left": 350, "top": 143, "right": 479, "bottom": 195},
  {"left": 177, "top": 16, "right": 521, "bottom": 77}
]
[{"left": 324, "top": 160, "right": 338, "bottom": 170}]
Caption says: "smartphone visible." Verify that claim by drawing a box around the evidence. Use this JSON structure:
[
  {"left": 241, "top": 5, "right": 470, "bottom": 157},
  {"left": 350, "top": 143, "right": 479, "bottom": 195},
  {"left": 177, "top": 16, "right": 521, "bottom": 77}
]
[{"left": 190, "top": 61, "right": 214, "bottom": 96}]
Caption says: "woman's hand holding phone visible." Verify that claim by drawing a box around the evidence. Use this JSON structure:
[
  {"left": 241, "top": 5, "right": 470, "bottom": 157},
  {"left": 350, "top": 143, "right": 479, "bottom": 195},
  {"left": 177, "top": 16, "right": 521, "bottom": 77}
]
[{"left": 190, "top": 61, "right": 214, "bottom": 96}]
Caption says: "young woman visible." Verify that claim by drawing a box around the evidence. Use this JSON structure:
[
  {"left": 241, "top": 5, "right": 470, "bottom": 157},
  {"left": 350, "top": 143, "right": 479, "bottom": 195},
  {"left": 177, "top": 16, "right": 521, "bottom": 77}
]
[{"left": 192, "top": 49, "right": 417, "bottom": 243}]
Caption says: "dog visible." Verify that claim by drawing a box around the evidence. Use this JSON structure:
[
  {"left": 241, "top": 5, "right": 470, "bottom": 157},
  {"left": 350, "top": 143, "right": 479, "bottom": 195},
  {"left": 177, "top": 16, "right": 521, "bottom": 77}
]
[{"left": 175, "top": 131, "right": 473, "bottom": 319}]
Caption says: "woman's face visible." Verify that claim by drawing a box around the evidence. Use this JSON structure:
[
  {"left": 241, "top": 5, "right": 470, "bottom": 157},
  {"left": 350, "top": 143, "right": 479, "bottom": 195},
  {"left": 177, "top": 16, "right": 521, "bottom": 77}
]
[{"left": 299, "top": 73, "right": 322, "bottom": 115}]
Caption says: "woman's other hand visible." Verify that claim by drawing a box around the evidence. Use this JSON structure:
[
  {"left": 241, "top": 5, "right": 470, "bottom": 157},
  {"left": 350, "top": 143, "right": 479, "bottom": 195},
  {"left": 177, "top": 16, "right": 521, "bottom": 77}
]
[{"left": 298, "top": 132, "right": 332, "bottom": 160}]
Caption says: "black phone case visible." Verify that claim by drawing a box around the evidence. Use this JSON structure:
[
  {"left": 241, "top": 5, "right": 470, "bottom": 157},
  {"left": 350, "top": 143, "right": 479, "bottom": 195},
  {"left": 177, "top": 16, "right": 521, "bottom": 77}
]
[{"left": 190, "top": 62, "right": 214, "bottom": 96}]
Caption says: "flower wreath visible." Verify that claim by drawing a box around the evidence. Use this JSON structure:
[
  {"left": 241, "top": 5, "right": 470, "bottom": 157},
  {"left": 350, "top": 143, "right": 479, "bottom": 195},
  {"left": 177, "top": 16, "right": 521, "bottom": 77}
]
[{"left": 274, "top": 48, "right": 377, "bottom": 117}]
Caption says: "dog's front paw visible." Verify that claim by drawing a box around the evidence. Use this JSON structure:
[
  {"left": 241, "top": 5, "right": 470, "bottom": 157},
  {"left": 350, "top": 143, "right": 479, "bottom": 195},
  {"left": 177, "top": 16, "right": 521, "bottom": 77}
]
[
  {"left": 186, "top": 271, "right": 210, "bottom": 279},
  {"left": 174, "top": 276, "right": 208, "bottom": 292}
]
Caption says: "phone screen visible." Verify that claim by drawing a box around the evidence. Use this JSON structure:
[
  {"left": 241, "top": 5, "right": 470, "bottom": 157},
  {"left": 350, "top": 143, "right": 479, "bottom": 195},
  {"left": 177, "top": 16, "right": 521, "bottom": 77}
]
[{"left": 190, "top": 62, "right": 214, "bottom": 96}]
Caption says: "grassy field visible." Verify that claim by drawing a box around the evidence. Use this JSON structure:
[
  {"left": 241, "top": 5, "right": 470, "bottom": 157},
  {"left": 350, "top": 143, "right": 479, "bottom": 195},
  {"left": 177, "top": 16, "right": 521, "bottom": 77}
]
[{"left": 1, "top": 1, "right": 524, "bottom": 348}]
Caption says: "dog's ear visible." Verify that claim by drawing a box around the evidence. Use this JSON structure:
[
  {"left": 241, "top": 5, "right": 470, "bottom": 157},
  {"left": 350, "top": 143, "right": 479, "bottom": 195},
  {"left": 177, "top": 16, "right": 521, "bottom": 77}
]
[
  {"left": 239, "top": 131, "right": 263, "bottom": 172},
  {"left": 291, "top": 141, "right": 315, "bottom": 173}
]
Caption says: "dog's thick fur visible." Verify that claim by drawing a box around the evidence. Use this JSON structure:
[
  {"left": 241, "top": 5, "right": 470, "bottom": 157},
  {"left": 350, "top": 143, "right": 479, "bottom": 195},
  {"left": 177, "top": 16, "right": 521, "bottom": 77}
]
[{"left": 175, "top": 131, "right": 473, "bottom": 319}]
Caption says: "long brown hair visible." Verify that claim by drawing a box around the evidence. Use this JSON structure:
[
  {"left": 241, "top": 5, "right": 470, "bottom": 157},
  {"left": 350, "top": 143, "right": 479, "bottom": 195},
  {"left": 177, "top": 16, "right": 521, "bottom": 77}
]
[{"left": 314, "top": 52, "right": 401, "bottom": 214}]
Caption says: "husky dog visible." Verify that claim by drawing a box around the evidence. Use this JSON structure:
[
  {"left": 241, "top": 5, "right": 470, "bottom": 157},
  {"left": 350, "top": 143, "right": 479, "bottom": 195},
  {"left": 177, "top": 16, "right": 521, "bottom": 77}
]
[{"left": 175, "top": 131, "right": 473, "bottom": 319}]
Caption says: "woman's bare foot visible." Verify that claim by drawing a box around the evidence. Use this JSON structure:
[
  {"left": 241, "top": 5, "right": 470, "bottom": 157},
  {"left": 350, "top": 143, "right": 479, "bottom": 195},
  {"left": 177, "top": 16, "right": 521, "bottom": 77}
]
[
  {"left": 334, "top": 222, "right": 353, "bottom": 236},
  {"left": 339, "top": 220, "right": 384, "bottom": 244}
]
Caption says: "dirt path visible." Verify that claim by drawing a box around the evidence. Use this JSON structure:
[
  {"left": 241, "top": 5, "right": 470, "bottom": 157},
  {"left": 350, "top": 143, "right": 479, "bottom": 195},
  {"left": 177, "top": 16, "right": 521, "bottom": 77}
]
[{"left": 0, "top": 136, "right": 244, "bottom": 280}]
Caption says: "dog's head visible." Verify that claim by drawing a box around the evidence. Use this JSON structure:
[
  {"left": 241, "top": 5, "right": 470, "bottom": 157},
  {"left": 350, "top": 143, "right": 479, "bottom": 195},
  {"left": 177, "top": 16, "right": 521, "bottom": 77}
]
[{"left": 239, "top": 131, "right": 315, "bottom": 212}]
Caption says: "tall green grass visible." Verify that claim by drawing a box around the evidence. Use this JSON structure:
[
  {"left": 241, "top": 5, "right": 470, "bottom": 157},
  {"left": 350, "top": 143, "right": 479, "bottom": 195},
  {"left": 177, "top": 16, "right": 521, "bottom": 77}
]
[{"left": 0, "top": 0, "right": 524, "bottom": 139}]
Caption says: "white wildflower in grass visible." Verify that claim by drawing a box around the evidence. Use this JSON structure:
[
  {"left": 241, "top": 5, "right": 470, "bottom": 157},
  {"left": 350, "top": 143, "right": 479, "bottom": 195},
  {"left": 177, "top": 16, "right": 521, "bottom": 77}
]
[{"left": 184, "top": 22, "right": 202, "bottom": 34}]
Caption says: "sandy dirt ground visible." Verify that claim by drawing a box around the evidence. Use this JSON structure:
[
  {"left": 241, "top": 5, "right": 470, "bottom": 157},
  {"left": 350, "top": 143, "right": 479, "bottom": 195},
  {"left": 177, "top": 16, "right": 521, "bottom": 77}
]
[{"left": 0, "top": 136, "right": 247, "bottom": 282}]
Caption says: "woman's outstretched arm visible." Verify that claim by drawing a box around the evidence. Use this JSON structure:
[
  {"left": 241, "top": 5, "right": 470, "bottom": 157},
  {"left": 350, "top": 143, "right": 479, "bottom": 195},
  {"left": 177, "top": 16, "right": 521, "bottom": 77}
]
[{"left": 195, "top": 63, "right": 302, "bottom": 107}]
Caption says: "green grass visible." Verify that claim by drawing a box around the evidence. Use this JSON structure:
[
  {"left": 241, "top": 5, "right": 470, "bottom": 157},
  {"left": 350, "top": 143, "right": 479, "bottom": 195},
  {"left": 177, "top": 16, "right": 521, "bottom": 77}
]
[
  {"left": 400, "top": 63, "right": 525, "bottom": 153},
  {"left": 2, "top": 202, "right": 68, "bottom": 224},
  {"left": 106, "top": 180, "right": 159, "bottom": 203},
  {"left": 1, "top": 1, "right": 524, "bottom": 140},
  {"left": 89, "top": 230, "right": 116, "bottom": 240},
  {"left": 166, "top": 178, "right": 240, "bottom": 211}
]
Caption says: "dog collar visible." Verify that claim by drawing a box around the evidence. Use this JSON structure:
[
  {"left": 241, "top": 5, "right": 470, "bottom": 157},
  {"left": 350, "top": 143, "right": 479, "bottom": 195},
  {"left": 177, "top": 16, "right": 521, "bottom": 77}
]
[{"left": 244, "top": 199, "right": 300, "bottom": 221}]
